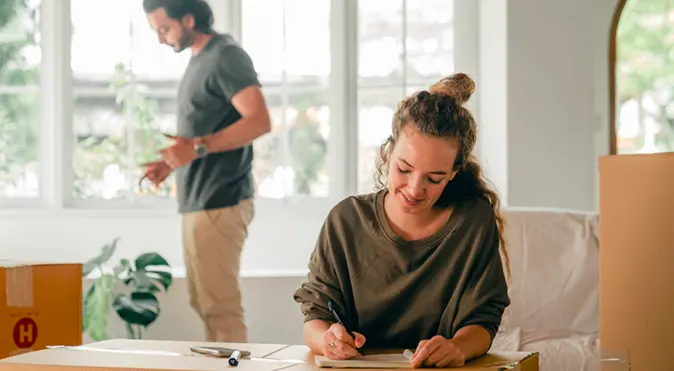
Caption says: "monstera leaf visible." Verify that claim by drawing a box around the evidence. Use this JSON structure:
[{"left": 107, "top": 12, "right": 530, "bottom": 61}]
[
  {"left": 112, "top": 291, "right": 160, "bottom": 327},
  {"left": 81, "top": 238, "right": 174, "bottom": 340},
  {"left": 123, "top": 252, "right": 172, "bottom": 293}
]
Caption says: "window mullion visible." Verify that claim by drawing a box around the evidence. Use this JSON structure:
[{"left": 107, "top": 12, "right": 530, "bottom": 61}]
[
  {"left": 41, "top": 0, "right": 72, "bottom": 209},
  {"left": 328, "top": 0, "right": 359, "bottom": 202},
  {"left": 209, "top": 0, "right": 241, "bottom": 41},
  {"left": 280, "top": 0, "right": 291, "bottom": 200},
  {"left": 402, "top": 0, "right": 408, "bottom": 93}
]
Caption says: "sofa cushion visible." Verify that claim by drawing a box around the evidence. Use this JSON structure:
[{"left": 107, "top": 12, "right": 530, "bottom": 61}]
[{"left": 498, "top": 208, "right": 599, "bottom": 336}]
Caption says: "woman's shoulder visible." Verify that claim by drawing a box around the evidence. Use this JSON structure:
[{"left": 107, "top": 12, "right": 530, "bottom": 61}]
[{"left": 458, "top": 196, "right": 498, "bottom": 228}]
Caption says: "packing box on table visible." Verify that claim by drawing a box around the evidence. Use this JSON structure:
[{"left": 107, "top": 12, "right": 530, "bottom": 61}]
[
  {"left": 0, "top": 261, "right": 81, "bottom": 358},
  {"left": 599, "top": 153, "right": 674, "bottom": 370}
]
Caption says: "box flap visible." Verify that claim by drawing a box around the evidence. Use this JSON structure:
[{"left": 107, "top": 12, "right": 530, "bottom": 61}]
[
  {"left": 0, "top": 259, "right": 81, "bottom": 268},
  {"left": 0, "top": 340, "right": 300, "bottom": 371}
]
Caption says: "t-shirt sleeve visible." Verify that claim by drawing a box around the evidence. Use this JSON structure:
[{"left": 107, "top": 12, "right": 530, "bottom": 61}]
[
  {"left": 212, "top": 45, "right": 261, "bottom": 100},
  {"left": 452, "top": 212, "right": 511, "bottom": 342},
  {"left": 293, "top": 213, "right": 348, "bottom": 324}
]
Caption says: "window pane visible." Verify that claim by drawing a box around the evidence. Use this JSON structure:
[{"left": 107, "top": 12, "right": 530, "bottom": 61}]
[
  {"left": 241, "top": 0, "right": 284, "bottom": 83},
  {"left": 0, "top": 92, "right": 40, "bottom": 198},
  {"left": 71, "top": 0, "right": 186, "bottom": 201},
  {"left": 358, "top": 0, "right": 404, "bottom": 87},
  {"left": 405, "top": 0, "right": 454, "bottom": 85},
  {"left": 357, "top": 88, "right": 402, "bottom": 194},
  {"left": 0, "top": 0, "right": 41, "bottom": 86},
  {"left": 616, "top": 0, "right": 674, "bottom": 154},
  {"left": 255, "top": 89, "right": 329, "bottom": 198},
  {"left": 243, "top": 0, "right": 331, "bottom": 199},
  {"left": 71, "top": 0, "right": 189, "bottom": 80},
  {"left": 72, "top": 88, "right": 177, "bottom": 201},
  {"left": 242, "top": 0, "right": 330, "bottom": 85}
]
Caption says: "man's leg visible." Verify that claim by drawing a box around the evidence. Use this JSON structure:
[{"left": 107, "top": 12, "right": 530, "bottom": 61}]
[
  {"left": 181, "top": 198, "right": 255, "bottom": 342},
  {"left": 181, "top": 213, "right": 201, "bottom": 319}
]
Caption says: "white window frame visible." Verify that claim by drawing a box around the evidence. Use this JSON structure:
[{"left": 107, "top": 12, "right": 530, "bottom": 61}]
[{"left": 0, "top": 0, "right": 477, "bottom": 216}]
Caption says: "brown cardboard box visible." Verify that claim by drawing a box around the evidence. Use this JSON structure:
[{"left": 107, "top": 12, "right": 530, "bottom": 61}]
[
  {"left": 0, "top": 261, "right": 82, "bottom": 358},
  {"left": 0, "top": 339, "right": 539, "bottom": 371},
  {"left": 599, "top": 153, "right": 674, "bottom": 370}
]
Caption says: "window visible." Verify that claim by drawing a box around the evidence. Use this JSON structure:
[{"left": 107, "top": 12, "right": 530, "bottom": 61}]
[
  {"left": 615, "top": 0, "right": 674, "bottom": 154},
  {"left": 70, "top": 0, "right": 189, "bottom": 203},
  {"left": 1, "top": 0, "right": 464, "bottom": 209},
  {"left": 0, "top": 0, "right": 42, "bottom": 200},
  {"left": 357, "top": 0, "right": 455, "bottom": 193},
  {"left": 241, "top": 0, "right": 331, "bottom": 199}
]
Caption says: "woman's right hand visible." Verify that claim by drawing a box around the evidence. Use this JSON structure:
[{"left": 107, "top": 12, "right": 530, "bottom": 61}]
[{"left": 322, "top": 323, "right": 366, "bottom": 360}]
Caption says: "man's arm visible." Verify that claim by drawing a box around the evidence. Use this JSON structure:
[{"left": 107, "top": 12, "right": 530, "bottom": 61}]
[{"left": 199, "top": 85, "right": 271, "bottom": 153}]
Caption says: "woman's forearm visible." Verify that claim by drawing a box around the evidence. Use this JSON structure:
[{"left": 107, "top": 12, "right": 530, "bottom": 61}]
[
  {"left": 303, "top": 319, "right": 332, "bottom": 355},
  {"left": 450, "top": 325, "right": 492, "bottom": 361}
]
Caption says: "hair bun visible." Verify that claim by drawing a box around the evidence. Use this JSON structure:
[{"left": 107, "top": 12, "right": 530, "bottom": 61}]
[{"left": 428, "top": 73, "right": 475, "bottom": 105}]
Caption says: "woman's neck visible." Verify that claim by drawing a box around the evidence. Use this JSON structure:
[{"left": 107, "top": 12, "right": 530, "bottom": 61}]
[{"left": 383, "top": 191, "right": 450, "bottom": 241}]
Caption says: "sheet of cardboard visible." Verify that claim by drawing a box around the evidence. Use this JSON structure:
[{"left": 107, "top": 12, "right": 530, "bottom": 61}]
[
  {"left": 599, "top": 153, "right": 674, "bottom": 371},
  {"left": 85, "top": 339, "right": 287, "bottom": 358},
  {"left": 0, "top": 339, "right": 299, "bottom": 371},
  {"left": 266, "top": 345, "right": 539, "bottom": 370},
  {"left": 0, "top": 261, "right": 82, "bottom": 359}
]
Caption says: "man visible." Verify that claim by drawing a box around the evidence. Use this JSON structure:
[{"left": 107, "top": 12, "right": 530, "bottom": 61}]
[{"left": 141, "top": 0, "right": 271, "bottom": 343}]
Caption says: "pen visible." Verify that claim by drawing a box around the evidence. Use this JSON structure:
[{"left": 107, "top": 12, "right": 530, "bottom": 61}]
[
  {"left": 228, "top": 350, "right": 241, "bottom": 366},
  {"left": 328, "top": 300, "right": 365, "bottom": 356}
]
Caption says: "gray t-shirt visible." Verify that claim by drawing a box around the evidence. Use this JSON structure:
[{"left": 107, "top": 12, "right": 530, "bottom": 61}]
[{"left": 175, "top": 33, "right": 259, "bottom": 213}]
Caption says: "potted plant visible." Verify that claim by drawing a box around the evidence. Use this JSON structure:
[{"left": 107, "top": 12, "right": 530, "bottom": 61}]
[{"left": 82, "top": 238, "right": 173, "bottom": 340}]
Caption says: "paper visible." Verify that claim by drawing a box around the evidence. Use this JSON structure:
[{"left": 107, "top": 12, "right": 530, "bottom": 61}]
[{"left": 315, "top": 349, "right": 414, "bottom": 368}]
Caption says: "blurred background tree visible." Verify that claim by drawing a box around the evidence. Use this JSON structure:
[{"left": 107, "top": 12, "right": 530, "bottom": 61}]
[
  {"left": 616, "top": 0, "right": 674, "bottom": 153},
  {"left": 288, "top": 106, "right": 327, "bottom": 195},
  {"left": 0, "top": 0, "right": 40, "bottom": 197}
]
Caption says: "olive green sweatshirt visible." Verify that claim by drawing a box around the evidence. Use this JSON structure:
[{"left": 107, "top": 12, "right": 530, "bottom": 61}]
[{"left": 293, "top": 189, "right": 510, "bottom": 350}]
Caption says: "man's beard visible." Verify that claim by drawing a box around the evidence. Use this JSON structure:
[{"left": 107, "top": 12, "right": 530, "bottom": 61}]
[{"left": 173, "top": 27, "right": 196, "bottom": 53}]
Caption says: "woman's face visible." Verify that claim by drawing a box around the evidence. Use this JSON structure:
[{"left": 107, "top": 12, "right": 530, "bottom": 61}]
[{"left": 386, "top": 126, "right": 459, "bottom": 215}]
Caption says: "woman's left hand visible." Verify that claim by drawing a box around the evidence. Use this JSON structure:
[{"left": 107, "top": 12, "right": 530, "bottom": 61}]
[{"left": 411, "top": 335, "right": 466, "bottom": 368}]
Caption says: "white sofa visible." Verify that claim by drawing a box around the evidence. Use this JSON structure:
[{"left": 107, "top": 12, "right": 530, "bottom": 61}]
[{"left": 491, "top": 207, "right": 600, "bottom": 371}]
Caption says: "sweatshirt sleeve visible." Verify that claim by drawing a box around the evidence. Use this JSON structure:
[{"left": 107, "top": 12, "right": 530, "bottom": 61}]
[
  {"left": 293, "top": 214, "right": 347, "bottom": 324},
  {"left": 452, "top": 212, "right": 511, "bottom": 342}
]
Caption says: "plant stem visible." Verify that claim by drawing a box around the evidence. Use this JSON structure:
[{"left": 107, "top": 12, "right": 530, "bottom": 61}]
[{"left": 126, "top": 323, "right": 135, "bottom": 339}]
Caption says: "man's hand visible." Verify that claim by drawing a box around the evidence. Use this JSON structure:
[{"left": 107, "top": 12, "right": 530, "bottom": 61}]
[
  {"left": 411, "top": 335, "right": 466, "bottom": 368},
  {"left": 139, "top": 160, "right": 172, "bottom": 188},
  {"left": 159, "top": 134, "right": 197, "bottom": 169}
]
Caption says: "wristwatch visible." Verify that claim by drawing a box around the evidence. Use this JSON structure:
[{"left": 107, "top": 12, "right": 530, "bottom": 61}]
[{"left": 194, "top": 141, "right": 208, "bottom": 158}]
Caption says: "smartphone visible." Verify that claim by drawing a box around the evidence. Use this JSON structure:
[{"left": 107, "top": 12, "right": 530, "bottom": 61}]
[{"left": 190, "top": 346, "right": 250, "bottom": 358}]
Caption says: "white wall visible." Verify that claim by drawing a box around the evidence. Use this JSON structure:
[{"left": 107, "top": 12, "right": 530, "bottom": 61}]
[
  {"left": 0, "top": 203, "right": 327, "bottom": 275},
  {"left": 6, "top": 0, "right": 622, "bottom": 344},
  {"left": 83, "top": 276, "right": 308, "bottom": 345},
  {"left": 478, "top": 0, "right": 620, "bottom": 212}
]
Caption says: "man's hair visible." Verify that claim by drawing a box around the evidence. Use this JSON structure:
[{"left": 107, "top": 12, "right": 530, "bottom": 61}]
[{"left": 142, "top": 0, "right": 214, "bottom": 33}]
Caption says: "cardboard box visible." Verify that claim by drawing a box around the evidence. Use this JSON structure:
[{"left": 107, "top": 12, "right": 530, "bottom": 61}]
[
  {"left": 599, "top": 153, "right": 674, "bottom": 370},
  {"left": 0, "top": 261, "right": 82, "bottom": 358},
  {"left": 0, "top": 339, "right": 538, "bottom": 371}
]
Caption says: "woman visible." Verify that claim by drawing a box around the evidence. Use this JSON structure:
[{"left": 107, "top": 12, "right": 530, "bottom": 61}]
[{"left": 293, "top": 73, "right": 511, "bottom": 368}]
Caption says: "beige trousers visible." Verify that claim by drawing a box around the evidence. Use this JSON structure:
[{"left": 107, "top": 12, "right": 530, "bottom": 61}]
[{"left": 181, "top": 198, "right": 255, "bottom": 343}]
